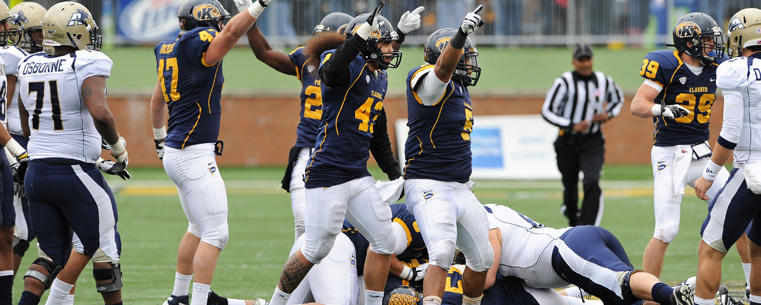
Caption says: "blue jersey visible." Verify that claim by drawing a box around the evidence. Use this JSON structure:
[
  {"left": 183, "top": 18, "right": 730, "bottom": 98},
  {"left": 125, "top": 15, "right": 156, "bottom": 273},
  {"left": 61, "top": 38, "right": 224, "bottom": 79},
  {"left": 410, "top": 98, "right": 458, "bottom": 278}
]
[
  {"left": 289, "top": 47, "right": 323, "bottom": 148},
  {"left": 154, "top": 27, "right": 224, "bottom": 149},
  {"left": 442, "top": 267, "right": 537, "bottom": 305},
  {"left": 342, "top": 203, "right": 426, "bottom": 275},
  {"left": 304, "top": 50, "right": 388, "bottom": 188},
  {"left": 403, "top": 65, "right": 473, "bottom": 183},
  {"left": 640, "top": 50, "right": 722, "bottom": 146}
]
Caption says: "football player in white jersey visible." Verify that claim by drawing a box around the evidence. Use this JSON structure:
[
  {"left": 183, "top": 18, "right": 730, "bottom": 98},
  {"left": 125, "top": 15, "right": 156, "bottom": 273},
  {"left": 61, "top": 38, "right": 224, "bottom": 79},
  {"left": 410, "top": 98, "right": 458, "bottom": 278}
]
[
  {"left": 4, "top": 0, "right": 45, "bottom": 278},
  {"left": 15, "top": 2, "right": 129, "bottom": 305},
  {"left": 482, "top": 204, "right": 695, "bottom": 305},
  {"left": 693, "top": 8, "right": 761, "bottom": 305}
]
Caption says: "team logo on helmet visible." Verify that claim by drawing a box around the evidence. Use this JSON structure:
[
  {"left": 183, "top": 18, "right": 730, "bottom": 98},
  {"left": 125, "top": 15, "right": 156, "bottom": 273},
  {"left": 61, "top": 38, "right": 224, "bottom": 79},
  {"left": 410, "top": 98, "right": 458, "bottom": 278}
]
[
  {"left": 67, "top": 9, "right": 90, "bottom": 27},
  {"left": 728, "top": 17, "right": 745, "bottom": 32},
  {"left": 192, "top": 4, "right": 221, "bottom": 21},
  {"left": 675, "top": 21, "right": 701, "bottom": 38},
  {"left": 435, "top": 37, "right": 451, "bottom": 52},
  {"left": 11, "top": 11, "right": 27, "bottom": 25}
]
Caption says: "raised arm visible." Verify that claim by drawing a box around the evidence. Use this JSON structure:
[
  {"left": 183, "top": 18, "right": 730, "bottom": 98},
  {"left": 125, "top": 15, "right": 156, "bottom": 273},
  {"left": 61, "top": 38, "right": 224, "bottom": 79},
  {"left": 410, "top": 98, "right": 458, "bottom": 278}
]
[
  {"left": 204, "top": 0, "right": 271, "bottom": 66},
  {"left": 246, "top": 25, "right": 297, "bottom": 76}
]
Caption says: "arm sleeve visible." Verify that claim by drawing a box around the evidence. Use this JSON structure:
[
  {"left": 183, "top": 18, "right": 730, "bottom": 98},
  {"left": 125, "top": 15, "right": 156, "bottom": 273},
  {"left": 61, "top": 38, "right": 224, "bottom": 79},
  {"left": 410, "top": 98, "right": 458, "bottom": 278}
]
[
  {"left": 605, "top": 77, "right": 624, "bottom": 117},
  {"left": 719, "top": 90, "right": 744, "bottom": 147},
  {"left": 541, "top": 77, "right": 571, "bottom": 128},
  {"left": 370, "top": 108, "right": 402, "bottom": 180},
  {"left": 411, "top": 68, "right": 449, "bottom": 106},
  {"left": 320, "top": 35, "right": 366, "bottom": 88}
]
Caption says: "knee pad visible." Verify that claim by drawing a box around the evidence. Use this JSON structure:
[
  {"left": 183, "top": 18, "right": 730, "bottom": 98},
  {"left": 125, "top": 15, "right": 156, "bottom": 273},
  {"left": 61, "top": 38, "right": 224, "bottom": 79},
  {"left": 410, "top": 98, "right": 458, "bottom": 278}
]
[
  {"left": 368, "top": 230, "right": 397, "bottom": 256},
  {"left": 200, "top": 224, "right": 229, "bottom": 250},
  {"left": 464, "top": 245, "right": 493, "bottom": 273},
  {"left": 13, "top": 237, "right": 30, "bottom": 256},
  {"left": 428, "top": 240, "right": 456, "bottom": 269},
  {"left": 618, "top": 269, "right": 643, "bottom": 303},
  {"left": 654, "top": 223, "right": 679, "bottom": 243},
  {"left": 24, "top": 258, "right": 61, "bottom": 289},
  {"left": 93, "top": 263, "right": 123, "bottom": 293}
]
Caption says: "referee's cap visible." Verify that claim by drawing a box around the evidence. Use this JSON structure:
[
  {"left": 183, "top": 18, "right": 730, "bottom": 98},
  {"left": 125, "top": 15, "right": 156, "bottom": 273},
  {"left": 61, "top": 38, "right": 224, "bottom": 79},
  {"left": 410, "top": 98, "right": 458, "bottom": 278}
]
[{"left": 573, "top": 44, "right": 594, "bottom": 60}]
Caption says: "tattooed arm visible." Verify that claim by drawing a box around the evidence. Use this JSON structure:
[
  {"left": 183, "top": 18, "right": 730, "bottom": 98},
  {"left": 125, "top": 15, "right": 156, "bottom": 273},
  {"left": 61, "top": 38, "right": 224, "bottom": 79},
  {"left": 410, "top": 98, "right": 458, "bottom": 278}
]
[{"left": 82, "top": 76, "right": 120, "bottom": 144}]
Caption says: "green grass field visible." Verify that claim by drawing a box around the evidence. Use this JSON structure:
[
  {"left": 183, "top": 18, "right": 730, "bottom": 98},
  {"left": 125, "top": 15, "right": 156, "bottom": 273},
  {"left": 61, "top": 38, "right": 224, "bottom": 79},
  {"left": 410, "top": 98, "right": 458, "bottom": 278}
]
[
  {"left": 103, "top": 45, "right": 658, "bottom": 94},
  {"left": 10, "top": 165, "right": 748, "bottom": 304}
]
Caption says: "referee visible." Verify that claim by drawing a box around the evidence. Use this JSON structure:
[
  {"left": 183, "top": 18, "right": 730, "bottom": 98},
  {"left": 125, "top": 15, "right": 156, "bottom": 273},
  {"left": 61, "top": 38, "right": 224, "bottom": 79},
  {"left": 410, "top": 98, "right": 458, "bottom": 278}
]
[{"left": 541, "top": 44, "right": 624, "bottom": 226}]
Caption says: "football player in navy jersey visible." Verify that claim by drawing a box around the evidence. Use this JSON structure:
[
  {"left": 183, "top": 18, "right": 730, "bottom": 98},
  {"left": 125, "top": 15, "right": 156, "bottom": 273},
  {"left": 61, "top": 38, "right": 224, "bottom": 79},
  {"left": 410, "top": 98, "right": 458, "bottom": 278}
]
[
  {"left": 149, "top": 0, "right": 269, "bottom": 304},
  {"left": 401, "top": 6, "right": 493, "bottom": 305},
  {"left": 630, "top": 12, "right": 753, "bottom": 283},
  {"left": 267, "top": 3, "right": 403, "bottom": 305},
  {"left": 243, "top": 6, "right": 423, "bottom": 240}
]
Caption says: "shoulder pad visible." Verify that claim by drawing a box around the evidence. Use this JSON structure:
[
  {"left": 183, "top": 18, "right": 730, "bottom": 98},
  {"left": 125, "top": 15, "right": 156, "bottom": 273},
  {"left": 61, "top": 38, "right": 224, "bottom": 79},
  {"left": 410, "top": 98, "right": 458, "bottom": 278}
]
[{"left": 717, "top": 58, "right": 748, "bottom": 91}]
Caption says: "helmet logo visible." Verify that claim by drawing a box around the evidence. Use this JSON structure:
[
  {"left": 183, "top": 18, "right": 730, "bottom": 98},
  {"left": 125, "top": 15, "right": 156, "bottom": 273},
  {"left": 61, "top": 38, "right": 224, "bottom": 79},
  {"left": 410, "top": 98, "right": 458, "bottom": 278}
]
[
  {"left": 729, "top": 17, "right": 746, "bottom": 32},
  {"left": 67, "top": 9, "right": 90, "bottom": 27},
  {"left": 435, "top": 37, "right": 451, "bottom": 52},
  {"left": 192, "top": 4, "right": 221, "bottom": 21},
  {"left": 675, "top": 21, "right": 701, "bottom": 38},
  {"left": 11, "top": 11, "right": 26, "bottom": 26}
]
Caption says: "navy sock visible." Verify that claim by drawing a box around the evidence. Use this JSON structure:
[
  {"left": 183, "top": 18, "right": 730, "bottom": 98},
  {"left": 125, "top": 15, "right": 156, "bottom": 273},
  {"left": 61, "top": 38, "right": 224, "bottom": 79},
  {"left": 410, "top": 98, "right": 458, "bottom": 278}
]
[
  {"left": 18, "top": 291, "right": 41, "bottom": 305},
  {"left": 107, "top": 302, "right": 123, "bottom": 305},
  {"left": 651, "top": 282, "right": 674, "bottom": 305},
  {"left": 0, "top": 275, "right": 12, "bottom": 305}
]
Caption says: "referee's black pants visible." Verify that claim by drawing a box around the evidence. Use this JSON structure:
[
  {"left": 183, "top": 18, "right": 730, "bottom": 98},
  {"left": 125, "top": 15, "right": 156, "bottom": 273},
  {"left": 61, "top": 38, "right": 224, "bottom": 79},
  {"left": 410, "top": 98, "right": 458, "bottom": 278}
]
[{"left": 554, "top": 131, "right": 605, "bottom": 226}]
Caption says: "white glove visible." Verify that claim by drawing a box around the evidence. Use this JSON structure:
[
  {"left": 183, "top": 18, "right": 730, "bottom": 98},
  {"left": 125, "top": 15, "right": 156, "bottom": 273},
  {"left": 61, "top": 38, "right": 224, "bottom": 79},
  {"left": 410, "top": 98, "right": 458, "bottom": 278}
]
[
  {"left": 460, "top": 5, "right": 484, "bottom": 35},
  {"left": 356, "top": 2, "right": 383, "bottom": 40},
  {"left": 651, "top": 104, "right": 690, "bottom": 119},
  {"left": 236, "top": 0, "right": 270, "bottom": 19},
  {"left": 400, "top": 263, "right": 429, "bottom": 281},
  {"left": 397, "top": 6, "right": 424, "bottom": 35},
  {"left": 97, "top": 157, "right": 131, "bottom": 180}
]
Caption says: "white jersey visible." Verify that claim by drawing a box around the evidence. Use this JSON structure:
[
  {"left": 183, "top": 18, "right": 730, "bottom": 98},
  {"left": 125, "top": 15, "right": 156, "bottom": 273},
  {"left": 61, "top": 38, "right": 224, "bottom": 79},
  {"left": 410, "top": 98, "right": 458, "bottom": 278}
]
[
  {"left": 17, "top": 50, "right": 112, "bottom": 162},
  {"left": 485, "top": 204, "right": 570, "bottom": 288},
  {"left": 0, "top": 46, "right": 28, "bottom": 135},
  {"left": 716, "top": 55, "right": 761, "bottom": 164}
]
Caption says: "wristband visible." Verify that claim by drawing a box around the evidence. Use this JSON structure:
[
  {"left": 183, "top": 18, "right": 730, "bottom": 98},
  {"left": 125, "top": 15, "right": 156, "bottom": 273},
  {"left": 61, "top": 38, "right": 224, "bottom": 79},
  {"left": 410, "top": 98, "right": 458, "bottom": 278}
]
[
  {"left": 399, "top": 265, "right": 414, "bottom": 281},
  {"left": 702, "top": 159, "right": 721, "bottom": 181},
  {"left": 110, "top": 136, "right": 126, "bottom": 156},
  {"left": 153, "top": 126, "right": 167, "bottom": 140},
  {"left": 5, "top": 138, "right": 25, "bottom": 158},
  {"left": 450, "top": 29, "right": 467, "bottom": 49},
  {"left": 651, "top": 104, "right": 662, "bottom": 117},
  {"left": 248, "top": 0, "right": 267, "bottom": 19}
]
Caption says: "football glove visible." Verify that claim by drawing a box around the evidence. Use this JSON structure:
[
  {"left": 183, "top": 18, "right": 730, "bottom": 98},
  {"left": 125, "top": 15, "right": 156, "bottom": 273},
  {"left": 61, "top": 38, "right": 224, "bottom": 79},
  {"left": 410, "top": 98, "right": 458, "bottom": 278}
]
[
  {"left": 400, "top": 263, "right": 429, "bottom": 281},
  {"left": 397, "top": 6, "right": 424, "bottom": 35},
  {"left": 460, "top": 5, "right": 484, "bottom": 35},
  {"left": 652, "top": 104, "right": 690, "bottom": 119},
  {"left": 12, "top": 151, "right": 28, "bottom": 186},
  {"left": 97, "top": 157, "right": 131, "bottom": 180},
  {"left": 10, "top": 162, "right": 24, "bottom": 197},
  {"left": 357, "top": 0, "right": 384, "bottom": 40},
  {"left": 155, "top": 138, "right": 165, "bottom": 160},
  {"left": 235, "top": 0, "right": 270, "bottom": 19}
]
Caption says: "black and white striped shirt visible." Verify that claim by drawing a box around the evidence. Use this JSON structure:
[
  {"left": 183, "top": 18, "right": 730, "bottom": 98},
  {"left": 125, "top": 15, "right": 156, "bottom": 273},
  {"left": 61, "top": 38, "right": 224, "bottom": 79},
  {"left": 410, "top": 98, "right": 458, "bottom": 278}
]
[{"left": 542, "top": 71, "right": 624, "bottom": 135}]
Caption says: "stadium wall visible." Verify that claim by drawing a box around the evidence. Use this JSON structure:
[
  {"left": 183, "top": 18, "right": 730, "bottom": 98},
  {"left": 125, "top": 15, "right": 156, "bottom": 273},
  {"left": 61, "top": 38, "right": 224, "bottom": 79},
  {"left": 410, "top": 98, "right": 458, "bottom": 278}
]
[{"left": 110, "top": 93, "right": 725, "bottom": 167}]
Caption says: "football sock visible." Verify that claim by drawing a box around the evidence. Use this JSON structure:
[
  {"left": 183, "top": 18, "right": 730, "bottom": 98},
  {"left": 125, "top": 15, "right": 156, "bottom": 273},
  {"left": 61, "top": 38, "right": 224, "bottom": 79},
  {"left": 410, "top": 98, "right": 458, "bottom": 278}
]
[
  {"left": 422, "top": 296, "right": 442, "bottom": 305},
  {"left": 365, "top": 290, "right": 384, "bottom": 305},
  {"left": 751, "top": 294, "right": 761, "bottom": 305},
  {"left": 18, "top": 291, "right": 41, "bottom": 305},
  {"left": 173, "top": 272, "right": 193, "bottom": 296},
  {"left": 650, "top": 282, "right": 672, "bottom": 305},
  {"left": 0, "top": 271, "right": 12, "bottom": 305},
  {"left": 190, "top": 282, "right": 210, "bottom": 305},
  {"left": 694, "top": 296, "right": 713, "bottom": 305},
  {"left": 269, "top": 287, "right": 291, "bottom": 305},
  {"left": 462, "top": 295, "right": 482, "bottom": 305},
  {"left": 744, "top": 263, "right": 752, "bottom": 285},
  {"left": 48, "top": 279, "right": 75, "bottom": 305}
]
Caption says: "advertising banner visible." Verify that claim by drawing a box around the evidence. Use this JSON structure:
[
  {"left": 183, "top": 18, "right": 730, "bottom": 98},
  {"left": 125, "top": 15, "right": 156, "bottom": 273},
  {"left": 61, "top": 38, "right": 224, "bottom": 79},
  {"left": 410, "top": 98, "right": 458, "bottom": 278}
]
[
  {"left": 117, "top": 0, "right": 182, "bottom": 43},
  {"left": 395, "top": 115, "right": 561, "bottom": 180}
]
